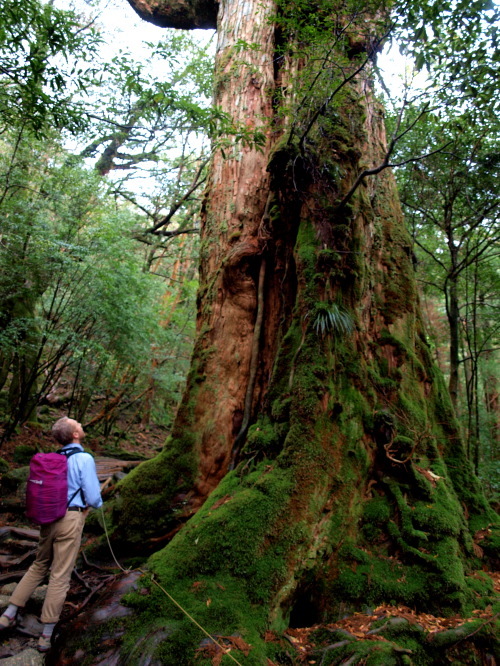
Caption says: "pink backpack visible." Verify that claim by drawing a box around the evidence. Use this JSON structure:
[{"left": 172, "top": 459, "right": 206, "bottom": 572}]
[{"left": 26, "top": 449, "right": 83, "bottom": 525}]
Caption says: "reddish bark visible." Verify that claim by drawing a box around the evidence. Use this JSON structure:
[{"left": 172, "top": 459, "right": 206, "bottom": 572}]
[{"left": 169, "top": 0, "right": 280, "bottom": 502}]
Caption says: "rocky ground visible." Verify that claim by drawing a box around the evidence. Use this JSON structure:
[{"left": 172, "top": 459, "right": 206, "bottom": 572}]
[{"left": 1, "top": 580, "right": 48, "bottom": 664}]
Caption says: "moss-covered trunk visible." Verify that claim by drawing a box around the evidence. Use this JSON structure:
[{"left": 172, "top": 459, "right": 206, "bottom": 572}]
[{"left": 99, "top": 0, "right": 499, "bottom": 663}]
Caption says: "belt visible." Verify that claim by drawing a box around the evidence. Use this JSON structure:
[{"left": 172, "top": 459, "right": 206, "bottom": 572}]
[{"left": 68, "top": 506, "right": 85, "bottom": 512}]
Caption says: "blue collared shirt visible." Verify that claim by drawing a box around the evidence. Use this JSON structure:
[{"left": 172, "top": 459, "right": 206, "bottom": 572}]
[{"left": 62, "top": 443, "right": 103, "bottom": 509}]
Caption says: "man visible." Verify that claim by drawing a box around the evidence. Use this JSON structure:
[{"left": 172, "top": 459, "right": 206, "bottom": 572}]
[{"left": 0, "top": 417, "right": 102, "bottom": 652}]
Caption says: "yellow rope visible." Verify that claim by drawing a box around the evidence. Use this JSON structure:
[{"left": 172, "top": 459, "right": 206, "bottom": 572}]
[{"left": 99, "top": 506, "right": 243, "bottom": 666}]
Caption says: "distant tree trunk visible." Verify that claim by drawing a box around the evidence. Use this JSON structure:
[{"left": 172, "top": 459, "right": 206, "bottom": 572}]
[
  {"left": 445, "top": 224, "right": 460, "bottom": 411},
  {"left": 483, "top": 359, "right": 500, "bottom": 448},
  {"left": 95, "top": 0, "right": 498, "bottom": 662},
  {"left": 1, "top": 292, "right": 44, "bottom": 441}
]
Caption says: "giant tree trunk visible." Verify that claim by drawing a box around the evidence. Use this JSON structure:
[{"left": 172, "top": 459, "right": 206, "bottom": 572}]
[{"left": 99, "top": 0, "right": 498, "bottom": 662}]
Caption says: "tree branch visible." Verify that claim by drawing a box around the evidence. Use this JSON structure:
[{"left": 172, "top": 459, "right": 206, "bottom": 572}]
[
  {"left": 134, "top": 228, "right": 199, "bottom": 245},
  {"left": 142, "top": 157, "right": 209, "bottom": 234},
  {"left": 336, "top": 142, "right": 452, "bottom": 212}
]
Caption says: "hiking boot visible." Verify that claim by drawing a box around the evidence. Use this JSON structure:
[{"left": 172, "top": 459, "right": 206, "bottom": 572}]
[
  {"left": 38, "top": 634, "right": 52, "bottom": 653},
  {"left": 0, "top": 614, "right": 16, "bottom": 630}
]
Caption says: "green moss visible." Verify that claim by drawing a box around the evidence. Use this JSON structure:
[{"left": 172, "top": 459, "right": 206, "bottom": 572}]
[
  {"left": 316, "top": 248, "right": 341, "bottom": 270},
  {"left": 388, "top": 483, "right": 429, "bottom": 542},
  {"left": 149, "top": 465, "right": 295, "bottom": 602},
  {"left": 396, "top": 391, "right": 428, "bottom": 434},
  {"left": 378, "top": 330, "right": 409, "bottom": 361},
  {"left": 271, "top": 396, "right": 292, "bottom": 422},
  {"left": 367, "top": 365, "right": 399, "bottom": 392},
  {"left": 152, "top": 623, "right": 201, "bottom": 666},
  {"left": 430, "top": 536, "right": 466, "bottom": 590},
  {"left": 244, "top": 417, "right": 280, "bottom": 456},
  {"left": 412, "top": 483, "right": 464, "bottom": 537},
  {"left": 362, "top": 523, "right": 383, "bottom": 542},
  {"left": 465, "top": 572, "right": 494, "bottom": 609},
  {"left": 309, "top": 626, "right": 356, "bottom": 646},
  {"left": 110, "top": 438, "right": 198, "bottom": 547},
  {"left": 363, "top": 495, "right": 392, "bottom": 524},
  {"left": 0, "top": 457, "right": 9, "bottom": 474},
  {"left": 13, "top": 444, "right": 38, "bottom": 465},
  {"left": 117, "top": 462, "right": 308, "bottom": 664},
  {"left": 477, "top": 524, "right": 500, "bottom": 563},
  {"left": 334, "top": 567, "right": 368, "bottom": 599},
  {"left": 1, "top": 465, "right": 29, "bottom": 493},
  {"left": 407, "top": 465, "right": 434, "bottom": 500},
  {"left": 356, "top": 470, "right": 491, "bottom": 615},
  {"left": 369, "top": 619, "right": 427, "bottom": 662},
  {"left": 267, "top": 322, "right": 302, "bottom": 403},
  {"left": 333, "top": 535, "right": 467, "bottom": 612},
  {"left": 295, "top": 219, "right": 320, "bottom": 303},
  {"left": 320, "top": 638, "right": 402, "bottom": 665}
]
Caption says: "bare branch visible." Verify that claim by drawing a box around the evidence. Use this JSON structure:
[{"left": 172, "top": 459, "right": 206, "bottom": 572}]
[
  {"left": 142, "top": 157, "right": 209, "bottom": 234},
  {"left": 336, "top": 142, "right": 452, "bottom": 212},
  {"left": 134, "top": 228, "right": 199, "bottom": 245},
  {"left": 111, "top": 189, "right": 155, "bottom": 218}
]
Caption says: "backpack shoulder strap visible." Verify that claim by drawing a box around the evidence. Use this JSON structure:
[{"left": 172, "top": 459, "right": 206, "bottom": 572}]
[
  {"left": 57, "top": 447, "right": 92, "bottom": 507},
  {"left": 57, "top": 447, "right": 93, "bottom": 459}
]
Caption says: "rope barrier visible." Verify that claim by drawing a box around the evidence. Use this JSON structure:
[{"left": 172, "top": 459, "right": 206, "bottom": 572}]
[{"left": 99, "top": 506, "right": 243, "bottom": 666}]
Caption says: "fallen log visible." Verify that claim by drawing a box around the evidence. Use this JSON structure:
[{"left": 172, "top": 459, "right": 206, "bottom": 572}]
[
  {"left": 94, "top": 457, "right": 142, "bottom": 482},
  {"left": 0, "top": 549, "right": 37, "bottom": 567},
  {"left": 0, "top": 527, "right": 39, "bottom": 541}
]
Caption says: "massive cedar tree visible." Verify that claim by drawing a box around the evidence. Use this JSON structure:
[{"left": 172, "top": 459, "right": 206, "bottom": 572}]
[{"left": 66, "top": 0, "right": 497, "bottom": 663}]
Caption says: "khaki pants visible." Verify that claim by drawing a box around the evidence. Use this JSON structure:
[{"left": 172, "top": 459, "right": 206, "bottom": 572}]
[{"left": 11, "top": 510, "right": 86, "bottom": 623}]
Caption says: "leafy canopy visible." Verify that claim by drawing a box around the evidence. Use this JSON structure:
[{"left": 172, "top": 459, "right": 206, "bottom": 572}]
[{"left": 0, "top": 0, "right": 100, "bottom": 135}]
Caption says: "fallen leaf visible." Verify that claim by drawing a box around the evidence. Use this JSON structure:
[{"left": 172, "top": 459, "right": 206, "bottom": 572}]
[
  {"left": 226, "top": 635, "right": 252, "bottom": 656},
  {"left": 211, "top": 495, "right": 233, "bottom": 511},
  {"left": 212, "top": 652, "right": 223, "bottom": 666}
]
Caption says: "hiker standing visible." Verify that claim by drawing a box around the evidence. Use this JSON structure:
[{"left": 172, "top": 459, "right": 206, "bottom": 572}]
[{"left": 0, "top": 417, "right": 102, "bottom": 652}]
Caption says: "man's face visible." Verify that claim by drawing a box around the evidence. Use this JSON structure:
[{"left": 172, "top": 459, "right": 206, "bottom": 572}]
[{"left": 68, "top": 418, "right": 85, "bottom": 441}]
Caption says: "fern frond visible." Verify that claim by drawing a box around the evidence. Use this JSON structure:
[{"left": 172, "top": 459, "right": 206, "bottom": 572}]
[{"left": 312, "top": 303, "right": 354, "bottom": 338}]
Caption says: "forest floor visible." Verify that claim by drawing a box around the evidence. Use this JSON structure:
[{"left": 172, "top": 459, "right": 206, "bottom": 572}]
[
  {"left": 1, "top": 423, "right": 499, "bottom": 664},
  {"left": 0, "top": 418, "right": 166, "bottom": 464}
]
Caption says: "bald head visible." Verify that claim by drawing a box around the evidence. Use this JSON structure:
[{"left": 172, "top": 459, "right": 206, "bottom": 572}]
[{"left": 52, "top": 417, "right": 85, "bottom": 445}]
